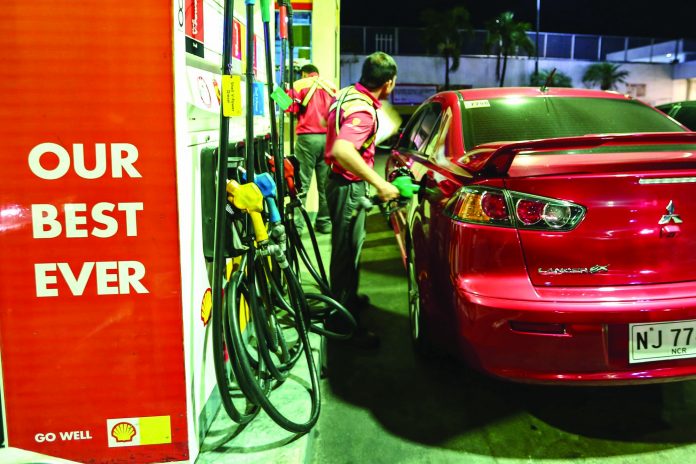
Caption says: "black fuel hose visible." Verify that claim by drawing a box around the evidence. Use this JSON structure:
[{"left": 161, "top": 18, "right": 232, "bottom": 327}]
[
  {"left": 211, "top": 253, "right": 259, "bottom": 425},
  {"left": 247, "top": 255, "right": 305, "bottom": 381},
  {"left": 209, "top": 0, "right": 263, "bottom": 426},
  {"left": 285, "top": 215, "right": 331, "bottom": 295},
  {"left": 281, "top": 200, "right": 358, "bottom": 338},
  {"left": 225, "top": 251, "right": 321, "bottom": 433}
]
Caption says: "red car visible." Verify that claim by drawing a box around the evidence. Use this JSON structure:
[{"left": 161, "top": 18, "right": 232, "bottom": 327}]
[{"left": 387, "top": 87, "right": 696, "bottom": 385}]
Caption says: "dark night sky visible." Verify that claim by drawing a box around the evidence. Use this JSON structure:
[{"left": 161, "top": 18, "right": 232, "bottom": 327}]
[{"left": 342, "top": 0, "right": 696, "bottom": 40}]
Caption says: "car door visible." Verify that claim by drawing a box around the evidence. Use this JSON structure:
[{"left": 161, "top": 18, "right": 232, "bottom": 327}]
[
  {"left": 410, "top": 94, "right": 479, "bottom": 347},
  {"left": 401, "top": 98, "right": 466, "bottom": 341},
  {"left": 386, "top": 101, "right": 442, "bottom": 261}
]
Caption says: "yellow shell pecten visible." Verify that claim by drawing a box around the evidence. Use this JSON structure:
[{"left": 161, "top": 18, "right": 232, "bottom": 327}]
[
  {"left": 201, "top": 288, "right": 212, "bottom": 326},
  {"left": 111, "top": 422, "right": 137, "bottom": 442}
]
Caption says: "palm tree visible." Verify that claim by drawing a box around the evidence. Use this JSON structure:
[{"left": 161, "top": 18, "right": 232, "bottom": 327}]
[
  {"left": 530, "top": 68, "right": 573, "bottom": 87},
  {"left": 484, "top": 11, "right": 535, "bottom": 87},
  {"left": 421, "top": 6, "right": 471, "bottom": 90},
  {"left": 582, "top": 62, "right": 629, "bottom": 90}
]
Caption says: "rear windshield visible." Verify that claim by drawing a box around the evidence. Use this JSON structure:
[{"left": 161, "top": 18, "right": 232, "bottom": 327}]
[{"left": 461, "top": 96, "right": 685, "bottom": 151}]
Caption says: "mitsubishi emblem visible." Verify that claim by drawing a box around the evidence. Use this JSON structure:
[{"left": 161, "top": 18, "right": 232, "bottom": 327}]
[{"left": 658, "top": 200, "right": 683, "bottom": 225}]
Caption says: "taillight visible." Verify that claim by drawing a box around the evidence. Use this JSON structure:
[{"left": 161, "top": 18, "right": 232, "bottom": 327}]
[
  {"left": 446, "top": 186, "right": 512, "bottom": 226},
  {"left": 516, "top": 199, "right": 543, "bottom": 225},
  {"left": 540, "top": 203, "right": 573, "bottom": 229},
  {"left": 445, "top": 186, "right": 585, "bottom": 231},
  {"left": 480, "top": 191, "right": 508, "bottom": 220}
]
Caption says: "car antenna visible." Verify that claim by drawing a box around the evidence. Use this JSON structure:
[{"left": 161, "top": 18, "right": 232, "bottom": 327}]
[{"left": 540, "top": 68, "right": 557, "bottom": 93}]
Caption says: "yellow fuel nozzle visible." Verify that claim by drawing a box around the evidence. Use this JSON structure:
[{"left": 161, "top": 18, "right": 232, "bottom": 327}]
[{"left": 226, "top": 180, "right": 269, "bottom": 243}]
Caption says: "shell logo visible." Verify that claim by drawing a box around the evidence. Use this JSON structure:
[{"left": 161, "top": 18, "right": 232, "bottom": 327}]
[
  {"left": 111, "top": 422, "right": 137, "bottom": 443},
  {"left": 106, "top": 415, "right": 170, "bottom": 447},
  {"left": 201, "top": 288, "right": 212, "bottom": 326}
]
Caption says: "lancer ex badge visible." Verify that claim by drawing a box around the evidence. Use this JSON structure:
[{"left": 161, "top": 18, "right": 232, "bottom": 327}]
[
  {"left": 538, "top": 265, "right": 609, "bottom": 276},
  {"left": 658, "top": 200, "right": 683, "bottom": 225}
]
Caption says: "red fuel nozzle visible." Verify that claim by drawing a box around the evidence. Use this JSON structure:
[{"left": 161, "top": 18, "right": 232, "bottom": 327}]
[{"left": 268, "top": 157, "right": 297, "bottom": 197}]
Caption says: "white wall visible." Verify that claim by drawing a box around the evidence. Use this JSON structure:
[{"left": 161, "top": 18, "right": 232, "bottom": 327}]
[
  {"left": 312, "top": 1, "right": 341, "bottom": 88},
  {"left": 672, "top": 78, "right": 696, "bottom": 101},
  {"left": 341, "top": 54, "right": 681, "bottom": 106}
]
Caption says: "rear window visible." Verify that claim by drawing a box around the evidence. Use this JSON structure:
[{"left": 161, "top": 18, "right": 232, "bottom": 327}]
[{"left": 461, "top": 96, "right": 685, "bottom": 151}]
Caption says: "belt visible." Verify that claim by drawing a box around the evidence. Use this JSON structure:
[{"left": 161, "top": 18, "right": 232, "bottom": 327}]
[
  {"left": 329, "top": 172, "right": 361, "bottom": 185},
  {"left": 329, "top": 172, "right": 348, "bottom": 181}
]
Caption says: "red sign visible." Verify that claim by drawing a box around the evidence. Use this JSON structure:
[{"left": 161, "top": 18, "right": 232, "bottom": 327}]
[
  {"left": 232, "top": 19, "right": 242, "bottom": 61},
  {"left": 185, "top": 0, "right": 204, "bottom": 42},
  {"left": 185, "top": 0, "right": 205, "bottom": 57},
  {"left": 0, "top": 2, "right": 188, "bottom": 463}
]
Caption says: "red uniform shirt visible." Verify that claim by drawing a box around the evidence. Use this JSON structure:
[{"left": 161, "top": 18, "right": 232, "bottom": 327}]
[
  {"left": 324, "top": 83, "right": 381, "bottom": 182},
  {"left": 288, "top": 72, "right": 336, "bottom": 134}
]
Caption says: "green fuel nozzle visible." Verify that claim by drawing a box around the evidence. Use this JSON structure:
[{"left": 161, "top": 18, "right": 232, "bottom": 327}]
[
  {"left": 360, "top": 176, "right": 420, "bottom": 213},
  {"left": 260, "top": 0, "right": 270, "bottom": 22},
  {"left": 391, "top": 176, "right": 419, "bottom": 199}
]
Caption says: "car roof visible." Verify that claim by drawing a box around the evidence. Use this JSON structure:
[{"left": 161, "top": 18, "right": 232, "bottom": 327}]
[{"left": 457, "top": 87, "right": 630, "bottom": 101}]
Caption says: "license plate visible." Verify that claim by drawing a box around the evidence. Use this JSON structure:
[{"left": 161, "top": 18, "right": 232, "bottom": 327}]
[{"left": 629, "top": 320, "right": 696, "bottom": 364}]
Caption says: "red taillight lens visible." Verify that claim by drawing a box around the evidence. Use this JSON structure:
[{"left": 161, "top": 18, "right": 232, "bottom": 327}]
[
  {"left": 481, "top": 191, "right": 508, "bottom": 220},
  {"left": 445, "top": 187, "right": 585, "bottom": 231},
  {"left": 516, "top": 199, "right": 544, "bottom": 225}
]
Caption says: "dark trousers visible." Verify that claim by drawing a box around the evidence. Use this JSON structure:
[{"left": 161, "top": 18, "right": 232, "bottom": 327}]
[
  {"left": 295, "top": 133, "right": 330, "bottom": 230},
  {"left": 326, "top": 175, "right": 368, "bottom": 312}
]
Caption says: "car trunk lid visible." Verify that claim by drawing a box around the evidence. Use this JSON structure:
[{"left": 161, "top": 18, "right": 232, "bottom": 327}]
[{"left": 499, "top": 140, "right": 696, "bottom": 287}]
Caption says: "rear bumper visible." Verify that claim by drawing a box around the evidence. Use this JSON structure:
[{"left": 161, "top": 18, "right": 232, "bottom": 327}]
[{"left": 452, "top": 288, "right": 696, "bottom": 385}]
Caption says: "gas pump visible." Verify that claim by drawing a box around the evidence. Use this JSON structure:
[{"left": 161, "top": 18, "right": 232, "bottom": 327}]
[{"left": 196, "top": 0, "right": 372, "bottom": 436}]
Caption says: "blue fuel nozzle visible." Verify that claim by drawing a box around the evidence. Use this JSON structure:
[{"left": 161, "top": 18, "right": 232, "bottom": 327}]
[{"left": 253, "top": 173, "right": 281, "bottom": 224}]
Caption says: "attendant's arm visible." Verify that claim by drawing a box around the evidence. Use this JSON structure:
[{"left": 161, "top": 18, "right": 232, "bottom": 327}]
[{"left": 331, "top": 139, "right": 399, "bottom": 201}]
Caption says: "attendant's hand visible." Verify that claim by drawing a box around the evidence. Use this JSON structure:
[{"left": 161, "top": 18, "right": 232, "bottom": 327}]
[{"left": 375, "top": 179, "right": 400, "bottom": 202}]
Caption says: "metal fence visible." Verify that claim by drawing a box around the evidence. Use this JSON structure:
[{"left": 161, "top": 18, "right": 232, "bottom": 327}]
[{"left": 342, "top": 26, "right": 695, "bottom": 63}]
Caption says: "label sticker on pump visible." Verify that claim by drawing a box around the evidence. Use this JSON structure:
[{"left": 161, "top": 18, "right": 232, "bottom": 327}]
[{"left": 222, "top": 75, "right": 243, "bottom": 117}]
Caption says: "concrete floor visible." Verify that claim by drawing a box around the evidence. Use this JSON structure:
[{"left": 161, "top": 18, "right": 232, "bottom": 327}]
[{"left": 309, "top": 211, "right": 696, "bottom": 464}]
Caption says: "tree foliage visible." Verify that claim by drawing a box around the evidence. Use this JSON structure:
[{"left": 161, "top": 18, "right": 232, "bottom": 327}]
[
  {"left": 582, "top": 62, "right": 629, "bottom": 91},
  {"left": 421, "top": 6, "right": 471, "bottom": 90},
  {"left": 484, "top": 11, "right": 535, "bottom": 87},
  {"left": 530, "top": 68, "right": 573, "bottom": 88}
]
